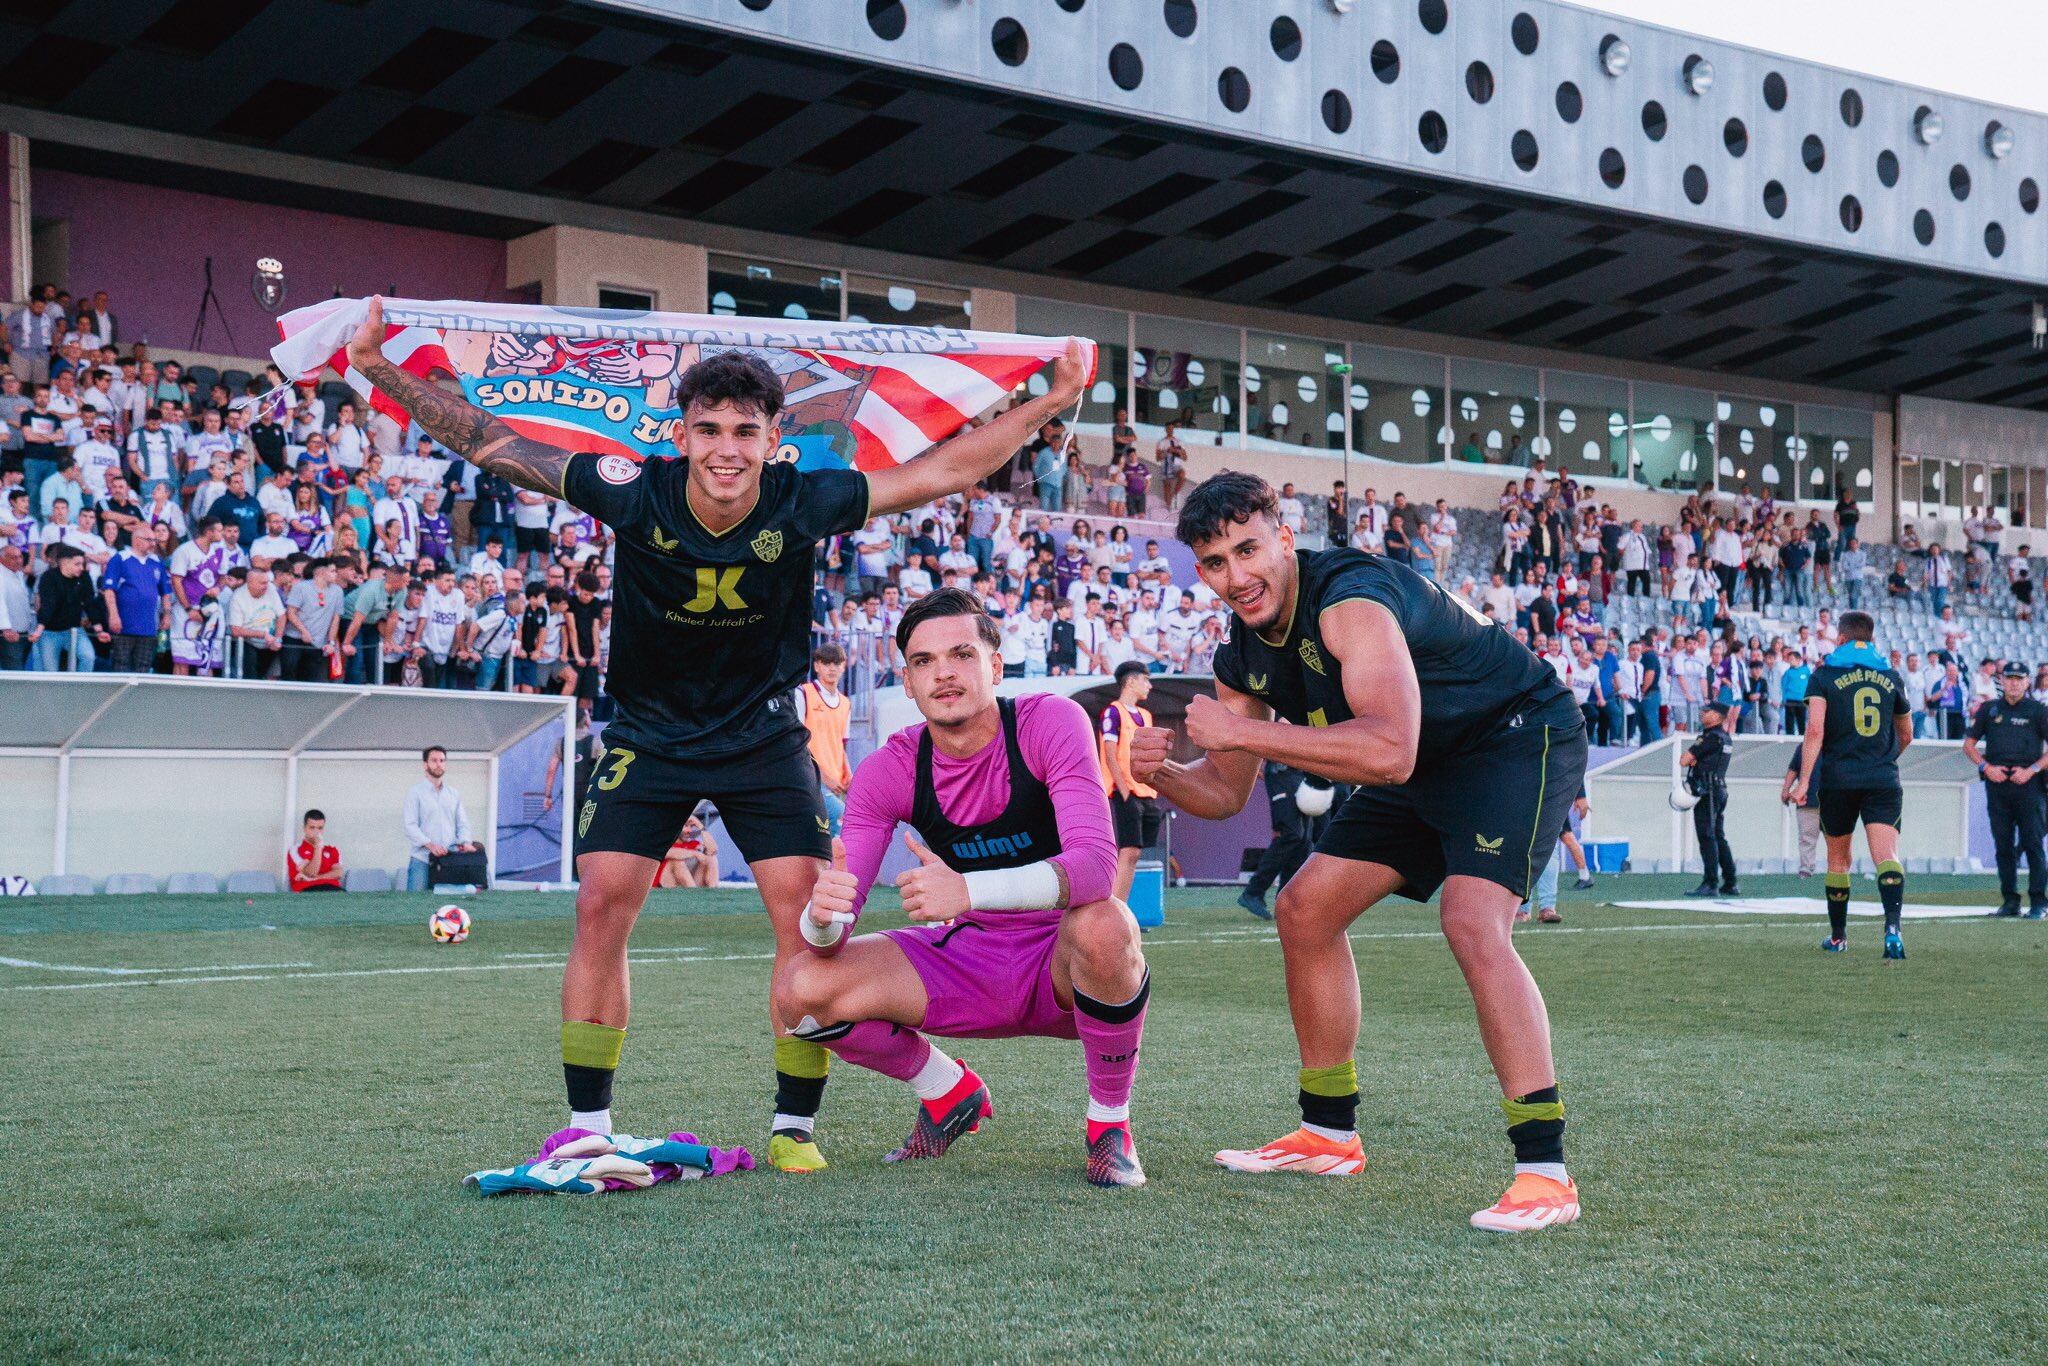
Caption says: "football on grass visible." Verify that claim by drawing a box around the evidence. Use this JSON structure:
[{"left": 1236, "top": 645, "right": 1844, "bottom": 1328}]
[{"left": 430, "top": 905, "right": 472, "bottom": 944}]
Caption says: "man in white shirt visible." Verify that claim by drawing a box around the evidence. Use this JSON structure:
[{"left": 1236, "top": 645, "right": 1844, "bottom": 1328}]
[
  {"left": 1158, "top": 589, "right": 1203, "bottom": 670},
  {"left": 853, "top": 516, "right": 894, "bottom": 591},
  {"left": 897, "top": 561, "right": 935, "bottom": 602},
  {"left": 1354, "top": 488, "right": 1387, "bottom": 554},
  {"left": 72, "top": 417, "right": 122, "bottom": 499},
  {"left": 125, "top": 408, "right": 180, "bottom": 495},
  {"left": 415, "top": 566, "right": 471, "bottom": 687},
  {"left": 1075, "top": 595, "right": 1110, "bottom": 671},
  {"left": 1275, "top": 482, "right": 1307, "bottom": 534},
  {"left": 257, "top": 466, "right": 296, "bottom": 523},
  {"left": 999, "top": 596, "right": 1051, "bottom": 678},
  {"left": 1617, "top": 519, "right": 1653, "bottom": 596},
  {"left": 1669, "top": 640, "right": 1708, "bottom": 731},
  {"left": 1481, "top": 571, "right": 1518, "bottom": 626},
  {"left": 371, "top": 475, "right": 420, "bottom": 558},
  {"left": 402, "top": 745, "right": 480, "bottom": 891},
  {"left": 1097, "top": 616, "right": 1137, "bottom": 673},
  {"left": 1613, "top": 641, "right": 1646, "bottom": 746},
  {"left": 1708, "top": 521, "right": 1745, "bottom": 600},
  {"left": 1136, "top": 540, "right": 1173, "bottom": 589},
  {"left": 938, "top": 532, "right": 978, "bottom": 578},
  {"left": 226, "top": 563, "right": 287, "bottom": 678},
  {"left": 250, "top": 512, "right": 298, "bottom": 568}
]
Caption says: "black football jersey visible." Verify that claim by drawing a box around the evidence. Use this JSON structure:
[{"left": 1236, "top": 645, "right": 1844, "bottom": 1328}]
[
  {"left": 1809, "top": 645, "right": 1910, "bottom": 790},
  {"left": 560, "top": 453, "right": 868, "bottom": 758},
  {"left": 1211, "top": 548, "right": 1575, "bottom": 764}
]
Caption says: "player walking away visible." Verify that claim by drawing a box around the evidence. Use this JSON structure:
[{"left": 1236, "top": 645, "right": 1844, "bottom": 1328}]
[
  {"left": 1130, "top": 472, "right": 1586, "bottom": 1232},
  {"left": 1099, "top": 661, "right": 1163, "bottom": 902},
  {"left": 1962, "top": 661, "right": 2048, "bottom": 918},
  {"left": 796, "top": 643, "right": 854, "bottom": 860},
  {"left": 1680, "top": 704, "right": 1739, "bottom": 898},
  {"left": 781, "top": 590, "right": 1149, "bottom": 1186},
  {"left": 343, "top": 299, "right": 1087, "bottom": 1173},
  {"left": 1792, "top": 611, "right": 1913, "bottom": 958}
]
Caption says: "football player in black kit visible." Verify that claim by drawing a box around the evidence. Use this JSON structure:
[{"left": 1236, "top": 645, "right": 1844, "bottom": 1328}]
[
  {"left": 1792, "top": 610, "right": 1914, "bottom": 959},
  {"left": 1962, "top": 661, "right": 2048, "bottom": 918},
  {"left": 1128, "top": 472, "right": 1586, "bottom": 1232},
  {"left": 345, "top": 298, "right": 1087, "bottom": 1172}
]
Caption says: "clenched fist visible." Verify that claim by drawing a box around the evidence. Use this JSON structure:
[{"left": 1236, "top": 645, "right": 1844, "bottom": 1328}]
[
  {"left": 809, "top": 846, "right": 858, "bottom": 931},
  {"left": 1183, "top": 693, "right": 1244, "bottom": 753},
  {"left": 1129, "top": 725, "right": 1175, "bottom": 783},
  {"left": 895, "top": 835, "right": 969, "bottom": 924}
]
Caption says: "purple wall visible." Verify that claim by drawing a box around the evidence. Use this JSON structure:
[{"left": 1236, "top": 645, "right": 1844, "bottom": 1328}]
[{"left": 30, "top": 169, "right": 519, "bottom": 356}]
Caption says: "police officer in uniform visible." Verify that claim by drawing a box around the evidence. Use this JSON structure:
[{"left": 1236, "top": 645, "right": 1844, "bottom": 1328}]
[
  {"left": 1237, "top": 761, "right": 1336, "bottom": 919},
  {"left": 1681, "top": 702, "right": 1739, "bottom": 897},
  {"left": 1963, "top": 661, "right": 2048, "bottom": 918}
]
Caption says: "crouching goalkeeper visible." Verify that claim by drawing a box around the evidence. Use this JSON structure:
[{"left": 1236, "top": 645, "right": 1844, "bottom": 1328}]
[{"left": 777, "top": 589, "right": 1151, "bottom": 1187}]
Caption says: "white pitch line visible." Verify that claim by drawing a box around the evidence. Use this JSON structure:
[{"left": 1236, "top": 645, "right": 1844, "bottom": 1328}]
[
  {"left": 1, "top": 916, "right": 1969, "bottom": 994},
  {"left": 0, "top": 956, "right": 315, "bottom": 976}
]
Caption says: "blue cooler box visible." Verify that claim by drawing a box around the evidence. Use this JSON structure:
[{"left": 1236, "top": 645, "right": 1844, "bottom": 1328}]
[
  {"left": 1585, "top": 840, "right": 1630, "bottom": 874},
  {"left": 1128, "top": 860, "right": 1165, "bottom": 928}
]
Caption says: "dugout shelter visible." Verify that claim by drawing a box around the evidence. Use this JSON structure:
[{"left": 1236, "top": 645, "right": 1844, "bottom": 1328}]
[{"left": 0, "top": 676, "right": 573, "bottom": 888}]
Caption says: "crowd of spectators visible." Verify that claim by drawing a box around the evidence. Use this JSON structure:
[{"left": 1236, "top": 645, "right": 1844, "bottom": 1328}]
[
  {"left": 5, "top": 284, "right": 2041, "bottom": 757},
  {"left": 0, "top": 283, "right": 613, "bottom": 702},
  {"left": 1431, "top": 466, "right": 2042, "bottom": 746}
]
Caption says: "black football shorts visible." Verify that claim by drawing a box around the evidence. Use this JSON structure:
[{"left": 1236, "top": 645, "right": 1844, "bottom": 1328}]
[
  {"left": 1317, "top": 699, "right": 1587, "bottom": 902},
  {"left": 1111, "top": 793, "right": 1163, "bottom": 850},
  {"left": 1818, "top": 786, "right": 1903, "bottom": 839},
  {"left": 575, "top": 726, "right": 831, "bottom": 866}
]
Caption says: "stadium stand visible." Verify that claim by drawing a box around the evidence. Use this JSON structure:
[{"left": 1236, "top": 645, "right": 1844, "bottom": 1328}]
[{"left": 224, "top": 871, "right": 282, "bottom": 895}]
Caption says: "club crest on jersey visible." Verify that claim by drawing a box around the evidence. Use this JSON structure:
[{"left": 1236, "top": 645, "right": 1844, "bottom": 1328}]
[
  {"left": 578, "top": 800, "right": 597, "bottom": 839},
  {"left": 595, "top": 453, "right": 641, "bottom": 486},
  {"left": 1298, "top": 637, "right": 1325, "bottom": 675},
  {"left": 751, "top": 528, "right": 783, "bottom": 563}
]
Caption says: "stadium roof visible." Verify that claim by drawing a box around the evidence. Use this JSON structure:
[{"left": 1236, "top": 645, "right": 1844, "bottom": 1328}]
[{"left": 6, "top": 0, "right": 2047, "bottom": 407}]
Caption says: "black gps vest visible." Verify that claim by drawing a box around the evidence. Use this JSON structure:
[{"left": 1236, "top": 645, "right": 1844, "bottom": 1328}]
[{"left": 910, "top": 698, "right": 1064, "bottom": 873}]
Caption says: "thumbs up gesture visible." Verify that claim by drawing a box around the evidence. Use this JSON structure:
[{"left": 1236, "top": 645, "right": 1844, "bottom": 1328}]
[
  {"left": 808, "top": 843, "right": 859, "bottom": 940},
  {"left": 895, "top": 834, "right": 970, "bottom": 924}
]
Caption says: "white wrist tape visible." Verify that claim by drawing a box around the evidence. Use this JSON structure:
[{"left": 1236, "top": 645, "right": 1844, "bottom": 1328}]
[
  {"left": 800, "top": 904, "right": 853, "bottom": 947},
  {"left": 963, "top": 860, "right": 1065, "bottom": 912}
]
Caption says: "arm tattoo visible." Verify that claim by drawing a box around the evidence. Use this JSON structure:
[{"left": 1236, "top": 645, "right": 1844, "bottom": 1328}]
[{"left": 354, "top": 354, "right": 569, "bottom": 498}]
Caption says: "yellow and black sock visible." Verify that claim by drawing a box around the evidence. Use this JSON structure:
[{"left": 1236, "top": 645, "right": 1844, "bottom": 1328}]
[
  {"left": 562, "top": 1019, "right": 625, "bottom": 1116},
  {"left": 772, "top": 1035, "right": 830, "bottom": 1138},
  {"left": 1876, "top": 859, "right": 1904, "bottom": 934},
  {"left": 1824, "top": 871, "right": 1851, "bottom": 940},
  {"left": 1503, "top": 1085, "right": 1566, "bottom": 1166},
  {"left": 1298, "top": 1059, "right": 1359, "bottom": 1138}
]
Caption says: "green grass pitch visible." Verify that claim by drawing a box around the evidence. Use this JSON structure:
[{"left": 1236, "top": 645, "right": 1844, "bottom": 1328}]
[{"left": 4, "top": 877, "right": 2044, "bottom": 1361}]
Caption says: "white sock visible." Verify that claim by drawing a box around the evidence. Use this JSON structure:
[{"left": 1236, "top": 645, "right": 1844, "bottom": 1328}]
[
  {"left": 909, "top": 1044, "right": 965, "bottom": 1101},
  {"left": 1302, "top": 1121, "right": 1356, "bottom": 1143},
  {"left": 1516, "top": 1161, "right": 1570, "bottom": 1184},
  {"left": 771, "top": 1113, "right": 815, "bottom": 1137},
  {"left": 569, "top": 1107, "right": 612, "bottom": 1135},
  {"left": 1086, "top": 1099, "right": 1130, "bottom": 1125}
]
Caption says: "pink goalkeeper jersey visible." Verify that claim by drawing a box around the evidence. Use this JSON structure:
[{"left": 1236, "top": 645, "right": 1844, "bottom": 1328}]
[{"left": 840, "top": 692, "right": 1117, "bottom": 923}]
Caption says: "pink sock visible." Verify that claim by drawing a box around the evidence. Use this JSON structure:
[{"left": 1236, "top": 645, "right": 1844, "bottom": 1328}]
[
  {"left": 824, "top": 1019, "right": 931, "bottom": 1083},
  {"left": 1074, "top": 974, "right": 1149, "bottom": 1121}
]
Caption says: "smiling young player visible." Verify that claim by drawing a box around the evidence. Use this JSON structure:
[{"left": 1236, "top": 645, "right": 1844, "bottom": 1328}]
[
  {"left": 344, "top": 299, "right": 1087, "bottom": 1173},
  {"left": 1129, "top": 472, "right": 1588, "bottom": 1231},
  {"left": 779, "top": 589, "right": 1151, "bottom": 1186}
]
